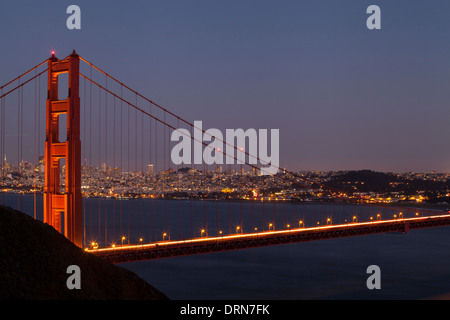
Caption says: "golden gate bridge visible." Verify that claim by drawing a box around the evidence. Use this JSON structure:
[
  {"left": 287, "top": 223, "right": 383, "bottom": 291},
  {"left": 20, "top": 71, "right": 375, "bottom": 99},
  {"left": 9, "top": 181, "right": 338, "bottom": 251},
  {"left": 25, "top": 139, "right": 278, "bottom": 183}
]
[{"left": 1, "top": 51, "right": 449, "bottom": 264}]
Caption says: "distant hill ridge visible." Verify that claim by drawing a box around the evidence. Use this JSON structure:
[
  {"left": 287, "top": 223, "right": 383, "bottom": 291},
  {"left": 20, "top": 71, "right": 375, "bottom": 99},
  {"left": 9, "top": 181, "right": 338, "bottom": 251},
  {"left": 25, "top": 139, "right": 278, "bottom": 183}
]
[
  {"left": 328, "top": 170, "right": 450, "bottom": 196},
  {"left": 0, "top": 205, "right": 168, "bottom": 300}
]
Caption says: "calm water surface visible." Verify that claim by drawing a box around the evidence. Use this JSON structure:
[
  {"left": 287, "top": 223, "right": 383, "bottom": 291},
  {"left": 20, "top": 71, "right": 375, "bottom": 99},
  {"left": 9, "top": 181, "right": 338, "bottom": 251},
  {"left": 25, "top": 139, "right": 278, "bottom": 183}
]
[{"left": 3, "top": 193, "right": 450, "bottom": 300}]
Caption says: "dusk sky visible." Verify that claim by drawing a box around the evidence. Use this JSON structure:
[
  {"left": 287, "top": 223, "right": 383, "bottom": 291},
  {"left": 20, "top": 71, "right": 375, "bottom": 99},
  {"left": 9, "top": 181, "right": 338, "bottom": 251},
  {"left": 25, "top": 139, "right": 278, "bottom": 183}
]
[{"left": 1, "top": 0, "right": 450, "bottom": 172}]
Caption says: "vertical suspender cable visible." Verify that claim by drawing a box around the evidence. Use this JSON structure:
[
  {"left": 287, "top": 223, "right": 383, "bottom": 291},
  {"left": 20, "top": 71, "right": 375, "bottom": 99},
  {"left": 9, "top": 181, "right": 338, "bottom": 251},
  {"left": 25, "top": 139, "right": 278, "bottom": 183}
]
[
  {"left": 98, "top": 84, "right": 101, "bottom": 243},
  {"left": 113, "top": 95, "right": 116, "bottom": 243},
  {"left": 155, "top": 115, "right": 158, "bottom": 241},
  {"left": 127, "top": 101, "right": 130, "bottom": 243},
  {"left": 141, "top": 107, "right": 144, "bottom": 240},
  {"left": 150, "top": 101, "right": 153, "bottom": 242},
  {"left": 104, "top": 75, "right": 108, "bottom": 245},
  {"left": 134, "top": 97, "right": 138, "bottom": 242},
  {"left": 120, "top": 85, "right": 123, "bottom": 240},
  {"left": 17, "top": 79, "right": 20, "bottom": 210},
  {"left": 83, "top": 75, "right": 86, "bottom": 246},
  {"left": 34, "top": 71, "right": 37, "bottom": 220},
  {"left": 89, "top": 65, "right": 92, "bottom": 242},
  {"left": 163, "top": 112, "right": 167, "bottom": 238}
]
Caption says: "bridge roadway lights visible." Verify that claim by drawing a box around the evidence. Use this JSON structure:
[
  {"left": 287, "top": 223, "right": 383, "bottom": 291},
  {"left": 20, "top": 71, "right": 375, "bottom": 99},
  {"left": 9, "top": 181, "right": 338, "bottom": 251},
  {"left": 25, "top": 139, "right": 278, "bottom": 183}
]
[{"left": 89, "top": 215, "right": 450, "bottom": 264}]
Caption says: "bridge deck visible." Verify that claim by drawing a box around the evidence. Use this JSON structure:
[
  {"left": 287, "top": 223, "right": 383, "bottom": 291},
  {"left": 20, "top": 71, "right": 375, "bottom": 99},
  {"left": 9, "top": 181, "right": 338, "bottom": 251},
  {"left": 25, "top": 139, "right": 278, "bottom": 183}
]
[{"left": 87, "top": 214, "right": 450, "bottom": 264}]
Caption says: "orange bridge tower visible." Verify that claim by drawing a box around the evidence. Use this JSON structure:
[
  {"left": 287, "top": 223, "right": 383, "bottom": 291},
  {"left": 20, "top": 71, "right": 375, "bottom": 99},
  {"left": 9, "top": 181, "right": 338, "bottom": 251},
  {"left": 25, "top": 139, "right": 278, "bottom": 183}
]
[{"left": 44, "top": 51, "right": 82, "bottom": 247}]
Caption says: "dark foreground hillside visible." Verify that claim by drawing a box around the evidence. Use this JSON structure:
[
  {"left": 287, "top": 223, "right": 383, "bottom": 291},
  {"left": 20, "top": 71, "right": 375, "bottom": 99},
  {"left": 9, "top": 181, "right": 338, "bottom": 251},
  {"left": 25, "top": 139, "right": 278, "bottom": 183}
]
[{"left": 0, "top": 205, "right": 168, "bottom": 300}]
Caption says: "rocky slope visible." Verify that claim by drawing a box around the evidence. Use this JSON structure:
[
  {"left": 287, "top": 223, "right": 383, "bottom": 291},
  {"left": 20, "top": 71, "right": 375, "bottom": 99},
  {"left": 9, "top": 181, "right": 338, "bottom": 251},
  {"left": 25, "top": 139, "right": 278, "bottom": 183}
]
[{"left": 0, "top": 205, "right": 168, "bottom": 300}]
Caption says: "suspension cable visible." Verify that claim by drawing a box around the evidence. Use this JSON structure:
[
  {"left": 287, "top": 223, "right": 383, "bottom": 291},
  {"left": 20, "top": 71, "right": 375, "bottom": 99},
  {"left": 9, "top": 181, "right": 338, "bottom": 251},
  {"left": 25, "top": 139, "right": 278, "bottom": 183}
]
[
  {"left": 0, "top": 59, "right": 49, "bottom": 91},
  {"left": 79, "top": 67, "right": 437, "bottom": 215}
]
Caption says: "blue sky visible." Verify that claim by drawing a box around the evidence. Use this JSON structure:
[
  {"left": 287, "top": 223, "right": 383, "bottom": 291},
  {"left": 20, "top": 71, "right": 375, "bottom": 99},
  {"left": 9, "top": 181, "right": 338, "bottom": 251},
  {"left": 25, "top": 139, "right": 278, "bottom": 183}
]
[{"left": 1, "top": 0, "right": 450, "bottom": 172}]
